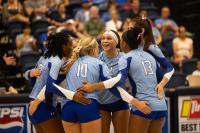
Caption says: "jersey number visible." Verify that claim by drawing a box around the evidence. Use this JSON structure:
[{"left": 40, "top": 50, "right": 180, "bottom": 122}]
[
  {"left": 77, "top": 64, "right": 88, "bottom": 77},
  {"left": 142, "top": 61, "right": 153, "bottom": 75}
]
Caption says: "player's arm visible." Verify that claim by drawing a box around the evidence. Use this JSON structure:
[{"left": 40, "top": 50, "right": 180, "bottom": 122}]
[
  {"left": 148, "top": 45, "right": 174, "bottom": 81},
  {"left": 117, "top": 87, "right": 151, "bottom": 114},
  {"left": 79, "top": 56, "right": 130, "bottom": 93},
  {"left": 45, "top": 61, "right": 76, "bottom": 99},
  {"left": 80, "top": 73, "right": 123, "bottom": 93},
  {"left": 24, "top": 57, "right": 44, "bottom": 88},
  {"left": 29, "top": 78, "right": 74, "bottom": 116}
]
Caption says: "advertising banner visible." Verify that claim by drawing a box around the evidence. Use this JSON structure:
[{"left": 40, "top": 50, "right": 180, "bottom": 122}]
[
  {"left": 0, "top": 104, "right": 32, "bottom": 133},
  {"left": 178, "top": 96, "right": 200, "bottom": 133}
]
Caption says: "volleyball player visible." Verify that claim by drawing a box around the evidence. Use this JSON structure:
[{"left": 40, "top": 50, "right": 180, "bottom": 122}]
[
  {"left": 27, "top": 32, "right": 89, "bottom": 133},
  {"left": 98, "top": 30, "right": 129, "bottom": 133}
]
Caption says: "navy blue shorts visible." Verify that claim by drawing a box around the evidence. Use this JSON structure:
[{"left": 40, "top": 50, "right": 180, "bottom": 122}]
[
  {"left": 131, "top": 109, "right": 167, "bottom": 119},
  {"left": 61, "top": 99, "right": 100, "bottom": 123},
  {"left": 28, "top": 102, "right": 56, "bottom": 124},
  {"left": 100, "top": 99, "right": 129, "bottom": 112}
]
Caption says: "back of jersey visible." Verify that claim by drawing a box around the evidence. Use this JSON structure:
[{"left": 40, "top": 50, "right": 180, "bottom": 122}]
[
  {"left": 66, "top": 55, "right": 109, "bottom": 101},
  {"left": 119, "top": 49, "right": 167, "bottom": 111},
  {"left": 30, "top": 56, "right": 64, "bottom": 109}
]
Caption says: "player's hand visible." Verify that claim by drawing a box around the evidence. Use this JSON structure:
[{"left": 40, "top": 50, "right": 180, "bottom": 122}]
[
  {"left": 133, "top": 100, "right": 152, "bottom": 114},
  {"left": 29, "top": 99, "right": 41, "bottom": 116},
  {"left": 77, "top": 82, "right": 97, "bottom": 93},
  {"left": 73, "top": 90, "right": 91, "bottom": 105},
  {"left": 155, "top": 83, "right": 164, "bottom": 100},
  {"left": 30, "top": 68, "right": 41, "bottom": 78}
]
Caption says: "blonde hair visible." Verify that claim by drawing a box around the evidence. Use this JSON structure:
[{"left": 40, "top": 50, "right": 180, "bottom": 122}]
[
  {"left": 60, "top": 43, "right": 82, "bottom": 74},
  {"left": 79, "top": 37, "right": 98, "bottom": 56},
  {"left": 60, "top": 37, "right": 98, "bottom": 74}
]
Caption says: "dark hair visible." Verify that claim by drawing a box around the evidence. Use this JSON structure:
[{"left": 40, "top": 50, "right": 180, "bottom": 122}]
[
  {"left": 122, "top": 27, "right": 142, "bottom": 50},
  {"left": 23, "top": 24, "right": 30, "bottom": 30},
  {"left": 44, "top": 32, "right": 72, "bottom": 59},
  {"left": 132, "top": 17, "right": 155, "bottom": 50}
]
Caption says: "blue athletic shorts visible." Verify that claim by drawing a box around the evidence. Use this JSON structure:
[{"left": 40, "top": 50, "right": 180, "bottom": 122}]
[
  {"left": 28, "top": 102, "right": 56, "bottom": 124},
  {"left": 131, "top": 109, "right": 167, "bottom": 119},
  {"left": 100, "top": 99, "right": 129, "bottom": 112},
  {"left": 61, "top": 99, "right": 100, "bottom": 123}
]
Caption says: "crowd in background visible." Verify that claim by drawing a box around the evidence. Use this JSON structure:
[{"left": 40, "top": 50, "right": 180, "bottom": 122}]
[{"left": 0, "top": 0, "right": 199, "bottom": 94}]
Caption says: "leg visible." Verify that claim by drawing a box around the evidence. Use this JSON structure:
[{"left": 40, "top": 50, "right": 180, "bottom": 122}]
[
  {"left": 33, "top": 124, "right": 45, "bottom": 133},
  {"left": 148, "top": 117, "right": 165, "bottom": 133},
  {"left": 40, "top": 115, "right": 65, "bottom": 133},
  {"left": 81, "top": 118, "right": 101, "bottom": 133},
  {"left": 129, "top": 114, "right": 151, "bottom": 133},
  {"left": 62, "top": 121, "right": 81, "bottom": 133},
  {"left": 100, "top": 110, "right": 111, "bottom": 133},
  {"left": 112, "top": 109, "right": 130, "bottom": 133}
]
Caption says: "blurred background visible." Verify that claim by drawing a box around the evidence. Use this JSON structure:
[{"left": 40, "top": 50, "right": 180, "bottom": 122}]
[{"left": 0, "top": 0, "right": 200, "bottom": 133}]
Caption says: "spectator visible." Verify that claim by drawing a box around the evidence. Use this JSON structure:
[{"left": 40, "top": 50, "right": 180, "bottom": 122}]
[
  {"left": 2, "top": 0, "right": 29, "bottom": 23},
  {"left": 24, "top": 0, "right": 48, "bottom": 22},
  {"left": 154, "top": 6, "right": 178, "bottom": 56},
  {"left": 113, "top": 0, "right": 128, "bottom": 5},
  {"left": 56, "top": 19, "right": 87, "bottom": 38},
  {"left": 93, "top": 0, "right": 107, "bottom": 11},
  {"left": 139, "top": 9, "right": 148, "bottom": 18},
  {"left": 46, "top": 0, "right": 57, "bottom": 9},
  {"left": 85, "top": 6, "right": 105, "bottom": 37},
  {"left": 75, "top": 0, "right": 92, "bottom": 23},
  {"left": 47, "top": 25, "right": 57, "bottom": 37},
  {"left": 105, "top": 6, "right": 122, "bottom": 31},
  {"left": 76, "top": 22, "right": 88, "bottom": 38},
  {"left": 124, "top": 0, "right": 140, "bottom": 19},
  {"left": 0, "top": 54, "right": 18, "bottom": 94},
  {"left": 155, "top": 6, "right": 178, "bottom": 38},
  {"left": 121, "top": 17, "right": 132, "bottom": 32},
  {"left": 173, "top": 26, "right": 193, "bottom": 64},
  {"left": 51, "top": 3, "right": 70, "bottom": 26},
  {"left": 16, "top": 25, "right": 37, "bottom": 57},
  {"left": 0, "top": 0, "right": 2, "bottom": 12},
  {"left": 192, "top": 59, "right": 200, "bottom": 76},
  {"left": 101, "top": 3, "right": 117, "bottom": 23},
  {"left": 152, "top": 24, "right": 162, "bottom": 45}
]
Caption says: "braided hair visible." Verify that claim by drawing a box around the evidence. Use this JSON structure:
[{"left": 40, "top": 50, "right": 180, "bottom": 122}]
[{"left": 44, "top": 32, "right": 72, "bottom": 59}]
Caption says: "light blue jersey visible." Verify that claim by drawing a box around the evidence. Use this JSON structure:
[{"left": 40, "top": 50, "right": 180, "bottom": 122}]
[
  {"left": 98, "top": 51, "right": 124, "bottom": 104},
  {"left": 118, "top": 48, "right": 167, "bottom": 111},
  {"left": 29, "top": 56, "right": 64, "bottom": 107},
  {"left": 29, "top": 56, "right": 48, "bottom": 99},
  {"left": 64, "top": 55, "right": 111, "bottom": 103}
]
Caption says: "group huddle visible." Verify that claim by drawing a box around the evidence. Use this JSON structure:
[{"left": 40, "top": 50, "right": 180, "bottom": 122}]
[{"left": 25, "top": 17, "right": 174, "bottom": 133}]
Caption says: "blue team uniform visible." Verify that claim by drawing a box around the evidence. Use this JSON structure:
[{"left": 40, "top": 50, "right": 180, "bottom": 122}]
[
  {"left": 98, "top": 51, "right": 129, "bottom": 112},
  {"left": 61, "top": 55, "right": 111, "bottom": 123},
  {"left": 114, "top": 48, "right": 167, "bottom": 119},
  {"left": 27, "top": 56, "right": 65, "bottom": 124}
]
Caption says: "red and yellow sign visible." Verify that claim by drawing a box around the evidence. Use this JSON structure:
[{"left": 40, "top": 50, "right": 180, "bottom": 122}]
[
  {"left": 181, "top": 98, "right": 200, "bottom": 119},
  {"left": 179, "top": 96, "right": 200, "bottom": 133}
]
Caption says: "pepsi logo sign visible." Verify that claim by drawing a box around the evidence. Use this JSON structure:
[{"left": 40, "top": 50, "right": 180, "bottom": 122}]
[{"left": 0, "top": 105, "right": 30, "bottom": 133}]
